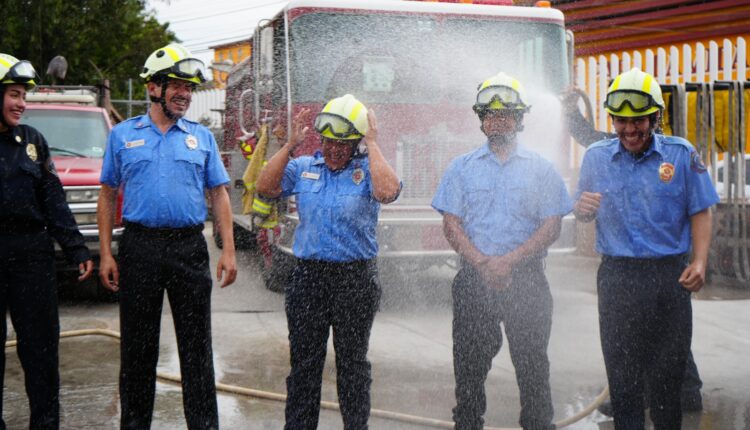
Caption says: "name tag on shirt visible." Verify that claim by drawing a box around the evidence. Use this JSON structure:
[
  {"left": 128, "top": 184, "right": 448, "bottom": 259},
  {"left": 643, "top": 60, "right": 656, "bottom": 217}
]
[
  {"left": 125, "top": 139, "right": 145, "bottom": 149},
  {"left": 301, "top": 171, "right": 320, "bottom": 180}
]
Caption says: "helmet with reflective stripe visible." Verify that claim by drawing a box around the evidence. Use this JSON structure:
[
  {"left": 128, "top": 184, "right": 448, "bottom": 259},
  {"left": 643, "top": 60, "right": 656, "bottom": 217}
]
[
  {"left": 0, "top": 53, "right": 38, "bottom": 90},
  {"left": 604, "top": 68, "right": 664, "bottom": 117},
  {"left": 140, "top": 43, "right": 206, "bottom": 85},
  {"left": 473, "top": 72, "right": 530, "bottom": 115},
  {"left": 314, "top": 94, "right": 368, "bottom": 140}
]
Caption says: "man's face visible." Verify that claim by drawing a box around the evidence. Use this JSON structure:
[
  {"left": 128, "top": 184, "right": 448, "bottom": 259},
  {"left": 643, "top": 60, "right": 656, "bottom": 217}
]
[
  {"left": 1, "top": 84, "right": 27, "bottom": 129},
  {"left": 612, "top": 114, "right": 654, "bottom": 154},
  {"left": 481, "top": 110, "right": 519, "bottom": 138},
  {"left": 321, "top": 137, "right": 355, "bottom": 171},
  {"left": 150, "top": 78, "right": 195, "bottom": 118}
]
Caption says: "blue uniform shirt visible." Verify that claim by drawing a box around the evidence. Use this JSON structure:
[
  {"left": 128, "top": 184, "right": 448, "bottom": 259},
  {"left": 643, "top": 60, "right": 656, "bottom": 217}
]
[
  {"left": 432, "top": 142, "right": 573, "bottom": 256},
  {"left": 100, "top": 114, "right": 229, "bottom": 228},
  {"left": 282, "top": 153, "right": 380, "bottom": 262},
  {"left": 575, "top": 134, "right": 720, "bottom": 257}
]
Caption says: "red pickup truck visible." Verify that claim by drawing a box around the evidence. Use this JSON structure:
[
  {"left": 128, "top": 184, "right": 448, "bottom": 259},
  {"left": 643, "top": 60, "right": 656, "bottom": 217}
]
[{"left": 21, "top": 87, "right": 123, "bottom": 299}]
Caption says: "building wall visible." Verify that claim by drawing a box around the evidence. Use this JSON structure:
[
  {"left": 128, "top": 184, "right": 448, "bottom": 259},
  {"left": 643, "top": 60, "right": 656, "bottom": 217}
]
[{"left": 212, "top": 41, "right": 252, "bottom": 89}]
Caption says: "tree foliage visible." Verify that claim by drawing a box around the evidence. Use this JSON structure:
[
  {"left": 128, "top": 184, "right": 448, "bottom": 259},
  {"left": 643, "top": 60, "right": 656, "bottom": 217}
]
[{"left": 0, "top": 0, "right": 176, "bottom": 99}]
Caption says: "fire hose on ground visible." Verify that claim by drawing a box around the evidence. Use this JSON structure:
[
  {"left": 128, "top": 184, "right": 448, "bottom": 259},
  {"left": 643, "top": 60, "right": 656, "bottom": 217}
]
[{"left": 5, "top": 328, "right": 609, "bottom": 429}]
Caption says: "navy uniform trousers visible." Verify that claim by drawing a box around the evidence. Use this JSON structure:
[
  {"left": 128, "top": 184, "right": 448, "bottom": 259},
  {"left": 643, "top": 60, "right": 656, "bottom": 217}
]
[
  {"left": 452, "top": 259, "right": 554, "bottom": 430},
  {"left": 284, "top": 259, "right": 381, "bottom": 430},
  {"left": 598, "top": 255, "right": 692, "bottom": 430},
  {"left": 0, "top": 231, "right": 59, "bottom": 430},
  {"left": 118, "top": 223, "right": 217, "bottom": 430}
]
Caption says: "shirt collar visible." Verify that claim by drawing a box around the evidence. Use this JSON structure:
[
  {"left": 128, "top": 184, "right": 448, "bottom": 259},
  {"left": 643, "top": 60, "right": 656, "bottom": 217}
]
[
  {"left": 135, "top": 112, "right": 189, "bottom": 133},
  {"left": 474, "top": 140, "right": 531, "bottom": 162},
  {"left": 609, "top": 134, "right": 666, "bottom": 161}
]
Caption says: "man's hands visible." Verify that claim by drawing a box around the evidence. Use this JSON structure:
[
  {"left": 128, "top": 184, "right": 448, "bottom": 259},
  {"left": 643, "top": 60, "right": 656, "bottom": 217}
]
[
  {"left": 287, "top": 108, "right": 311, "bottom": 154},
  {"left": 99, "top": 254, "right": 119, "bottom": 292},
  {"left": 216, "top": 251, "right": 237, "bottom": 288},
  {"left": 476, "top": 255, "right": 513, "bottom": 291},
  {"left": 363, "top": 109, "right": 378, "bottom": 149},
  {"left": 574, "top": 191, "right": 602, "bottom": 222}
]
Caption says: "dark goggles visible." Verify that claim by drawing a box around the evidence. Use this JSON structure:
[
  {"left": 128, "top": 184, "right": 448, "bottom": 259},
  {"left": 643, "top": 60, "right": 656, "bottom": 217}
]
[
  {"left": 475, "top": 85, "right": 525, "bottom": 109},
  {"left": 162, "top": 58, "right": 206, "bottom": 82},
  {"left": 314, "top": 112, "right": 361, "bottom": 138},
  {"left": 604, "top": 90, "right": 658, "bottom": 113},
  {"left": 2, "top": 60, "right": 38, "bottom": 84}
]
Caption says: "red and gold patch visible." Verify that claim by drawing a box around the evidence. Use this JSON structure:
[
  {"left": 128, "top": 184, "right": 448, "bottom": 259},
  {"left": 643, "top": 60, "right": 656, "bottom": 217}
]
[
  {"left": 352, "top": 168, "right": 364, "bottom": 185},
  {"left": 659, "top": 162, "right": 675, "bottom": 183}
]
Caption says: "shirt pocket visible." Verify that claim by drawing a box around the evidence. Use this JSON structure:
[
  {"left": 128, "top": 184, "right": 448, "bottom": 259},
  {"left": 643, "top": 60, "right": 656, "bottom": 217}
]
[
  {"left": 120, "top": 147, "right": 153, "bottom": 184},
  {"left": 336, "top": 182, "right": 371, "bottom": 218},
  {"left": 174, "top": 149, "right": 207, "bottom": 187},
  {"left": 506, "top": 183, "right": 538, "bottom": 219},
  {"left": 463, "top": 183, "right": 494, "bottom": 221},
  {"left": 18, "top": 158, "right": 42, "bottom": 180},
  {"left": 644, "top": 182, "right": 685, "bottom": 226}
]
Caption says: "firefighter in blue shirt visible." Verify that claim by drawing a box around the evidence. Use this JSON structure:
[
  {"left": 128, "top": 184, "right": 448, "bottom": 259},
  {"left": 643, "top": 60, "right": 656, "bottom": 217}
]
[
  {"left": 574, "top": 68, "right": 719, "bottom": 429},
  {"left": 432, "top": 72, "right": 572, "bottom": 430},
  {"left": 97, "top": 43, "right": 237, "bottom": 430},
  {"left": 0, "top": 53, "right": 93, "bottom": 429},
  {"left": 256, "top": 94, "right": 401, "bottom": 430}
]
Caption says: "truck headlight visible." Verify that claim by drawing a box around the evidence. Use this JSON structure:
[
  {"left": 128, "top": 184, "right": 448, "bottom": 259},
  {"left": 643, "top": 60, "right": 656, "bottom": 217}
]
[
  {"left": 67, "top": 189, "right": 99, "bottom": 203},
  {"left": 73, "top": 213, "right": 98, "bottom": 225}
]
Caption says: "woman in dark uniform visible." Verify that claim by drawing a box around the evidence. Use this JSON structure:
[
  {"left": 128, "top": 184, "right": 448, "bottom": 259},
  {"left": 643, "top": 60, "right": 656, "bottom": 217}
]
[
  {"left": 0, "top": 53, "right": 93, "bottom": 429},
  {"left": 256, "top": 94, "right": 401, "bottom": 430}
]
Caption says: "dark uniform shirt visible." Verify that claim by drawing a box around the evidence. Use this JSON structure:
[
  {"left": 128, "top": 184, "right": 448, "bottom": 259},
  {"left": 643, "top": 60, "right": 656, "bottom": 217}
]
[{"left": 0, "top": 124, "right": 90, "bottom": 264}]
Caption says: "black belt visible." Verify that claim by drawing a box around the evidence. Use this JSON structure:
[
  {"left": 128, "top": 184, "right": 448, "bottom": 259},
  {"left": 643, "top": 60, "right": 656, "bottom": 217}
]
[
  {"left": 297, "top": 258, "right": 375, "bottom": 272},
  {"left": 124, "top": 221, "right": 204, "bottom": 238},
  {"left": 602, "top": 254, "right": 688, "bottom": 265}
]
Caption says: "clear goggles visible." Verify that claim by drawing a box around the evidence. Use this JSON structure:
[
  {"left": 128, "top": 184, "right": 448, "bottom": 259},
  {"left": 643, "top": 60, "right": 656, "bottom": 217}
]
[
  {"left": 314, "top": 112, "right": 361, "bottom": 139},
  {"left": 604, "top": 90, "right": 658, "bottom": 113},
  {"left": 166, "top": 58, "right": 206, "bottom": 82},
  {"left": 475, "top": 85, "right": 524, "bottom": 109},
  {"left": 3, "top": 60, "right": 38, "bottom": 84}
]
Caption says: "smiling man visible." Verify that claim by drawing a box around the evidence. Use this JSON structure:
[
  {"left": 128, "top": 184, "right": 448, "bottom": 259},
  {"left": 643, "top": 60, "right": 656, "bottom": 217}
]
[
  {"left": 97, "top": 43, "right": 236, "bottom": 430},
  {"left": 574, "top": 68, "right": 719, "bottom": 430}
]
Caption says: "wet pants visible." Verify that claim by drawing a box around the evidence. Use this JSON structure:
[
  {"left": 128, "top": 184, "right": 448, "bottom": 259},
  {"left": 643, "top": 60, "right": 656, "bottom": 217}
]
[
  {"left": 0, "top": 232, "right": 59, "bottom": 430},
  {"left": 284, "top": 259, "right": 381, "bottom": 430},
  {"left": 118, "top": 223, "right": 217, "bottom": 430},
  {"left": 452, "top": 259, "right": 554, "bottom": 430},
  {"left": 598, "top": 255, "right": 692, "bottom": 430}
]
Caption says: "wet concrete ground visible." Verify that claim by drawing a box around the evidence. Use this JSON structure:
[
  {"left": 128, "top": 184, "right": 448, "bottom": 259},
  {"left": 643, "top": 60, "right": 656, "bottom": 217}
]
[{"left": 4, "top": 226, "right": 750, "bottom": 429}]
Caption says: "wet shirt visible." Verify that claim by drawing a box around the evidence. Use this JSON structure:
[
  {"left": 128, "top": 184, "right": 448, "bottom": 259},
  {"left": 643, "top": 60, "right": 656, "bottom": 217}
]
[
  {"left": 281, "top": 152, "right": 379, "bottom": 262},
  {"left": 100, "top": 114, "right": 229, "bottom": 228},
  {"left": 0, "top": 125, "right": 90, "bottom": 263},
  {"left": 575, "top": 134, "right": 720, "bottom": 257},
  {"left": 432, "top": 142, "right": 573, "bottom": 256}
]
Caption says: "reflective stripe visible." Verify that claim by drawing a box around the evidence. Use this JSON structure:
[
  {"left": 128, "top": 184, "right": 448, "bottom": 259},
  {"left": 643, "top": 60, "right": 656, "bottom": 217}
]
[
  {"left": 252, "top": 198, "right": 272, "bottom": 215},
  {"left": 641, "top": 74, "right": 653, "bottom": 94},
  {"left": 610, "top": 75, "right": 623, "bottom": 91},
  {"left": 348, "top": 102, "right": 364, "bottom": 123}
]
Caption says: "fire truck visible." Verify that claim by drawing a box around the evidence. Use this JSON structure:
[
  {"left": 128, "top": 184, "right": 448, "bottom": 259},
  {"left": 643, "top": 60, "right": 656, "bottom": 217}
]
[
  {"left": 222, "top": 0, "right": 575, "bottom": 291},
  {"left": 22, "top": 85, "right": 123, "bottom": 299}
]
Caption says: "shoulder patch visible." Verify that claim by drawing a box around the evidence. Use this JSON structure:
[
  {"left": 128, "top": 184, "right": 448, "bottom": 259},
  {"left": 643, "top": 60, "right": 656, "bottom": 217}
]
[{"left": 690, "top": 151, "right": 707, "bottom": 173}]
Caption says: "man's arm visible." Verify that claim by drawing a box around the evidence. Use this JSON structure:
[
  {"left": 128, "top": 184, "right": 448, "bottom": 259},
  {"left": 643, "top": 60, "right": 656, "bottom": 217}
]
[
  {"left": 679, "top": 208, "right": 712, "bottom": 292},
  {"left": 363, "top": 110, "right": 400, "bottom": 203},
  {"left": 208, "top": 185, "right": 237, "bottom": 288},
  {"left": 97, "top": 184, "right": 119, "bottom": 291},
  {"left": 442, "top": 213, "right": 488, "bottom": 268},
  {"left": 256, "top": 108, "right": 310, "bottom": 198}
]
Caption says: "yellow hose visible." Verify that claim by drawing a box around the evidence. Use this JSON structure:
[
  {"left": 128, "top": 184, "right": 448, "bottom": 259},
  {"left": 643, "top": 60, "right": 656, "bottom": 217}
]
[{"left": 5, "top": 329, "right": 608, "bottom": 429}]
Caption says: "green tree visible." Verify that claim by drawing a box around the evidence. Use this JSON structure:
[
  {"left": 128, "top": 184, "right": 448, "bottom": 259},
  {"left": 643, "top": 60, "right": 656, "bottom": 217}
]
[{"left": 0, "top": 0, "right": 176, "bottom": 100}]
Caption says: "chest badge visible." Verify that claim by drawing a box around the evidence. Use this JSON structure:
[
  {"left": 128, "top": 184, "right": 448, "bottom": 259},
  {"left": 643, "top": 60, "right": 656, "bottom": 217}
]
[
  {"left": 26, "top": 143, "right": 38, "bottom": 162},
  {"left": 352, "top": 168, "right": 364, "bottom": 185},
  {"left": 659, "top": 162, "right": 675, "bottom": 183},
  {"left": 15, "top": 135, "right": 22, "bottom": 143},
  {"left": 185, "top": 135, "right": 198, "bottom": 150}
]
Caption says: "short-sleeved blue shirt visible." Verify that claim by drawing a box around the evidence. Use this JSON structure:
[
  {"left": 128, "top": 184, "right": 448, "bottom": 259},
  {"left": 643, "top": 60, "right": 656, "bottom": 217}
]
[
  {"left": 282, "top": 153, "right": 381, "bottom": 262},
  {"left": 432, "top": 142, "right": 573, "bottom": 257},
  {"left": 100, "top": 114, "right": 230, "bottom": 228},
  {"left": 575, "top": 134, "right": 719, "bottom": 257}
]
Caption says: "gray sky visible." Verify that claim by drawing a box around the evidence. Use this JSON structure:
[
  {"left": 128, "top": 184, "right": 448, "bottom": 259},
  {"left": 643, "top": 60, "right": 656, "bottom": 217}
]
[{"left": 149, "top": 0, "right": 287, "bottom": 69}]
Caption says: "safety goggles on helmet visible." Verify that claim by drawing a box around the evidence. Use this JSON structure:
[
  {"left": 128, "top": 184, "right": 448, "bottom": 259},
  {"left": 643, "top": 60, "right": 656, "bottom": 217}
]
[
  {"left": 158, "top": 58, "right": 206, "bottom": 83},
  {"left": 314, "top": 112, "right": 363, "bottom": 139},
  {"left": 604, "top": 90, "right": 659, "bottom": 114},
  {"left": 475, "top": 85, "right": 525, "bottom": 110},
  {"left": 2, "top": 60, "right": 38, "bottom": 85}
]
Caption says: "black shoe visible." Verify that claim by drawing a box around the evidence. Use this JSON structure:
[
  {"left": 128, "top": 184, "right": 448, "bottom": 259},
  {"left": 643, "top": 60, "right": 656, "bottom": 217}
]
[{"left": 681, "top": 392, "right": 703, "bottom": 412}]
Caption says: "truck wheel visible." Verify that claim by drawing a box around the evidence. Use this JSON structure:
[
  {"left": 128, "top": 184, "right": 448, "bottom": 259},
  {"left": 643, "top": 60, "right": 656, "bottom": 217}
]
[{"left": 261, "top": 248, "right": 295, "bottom": 293}]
